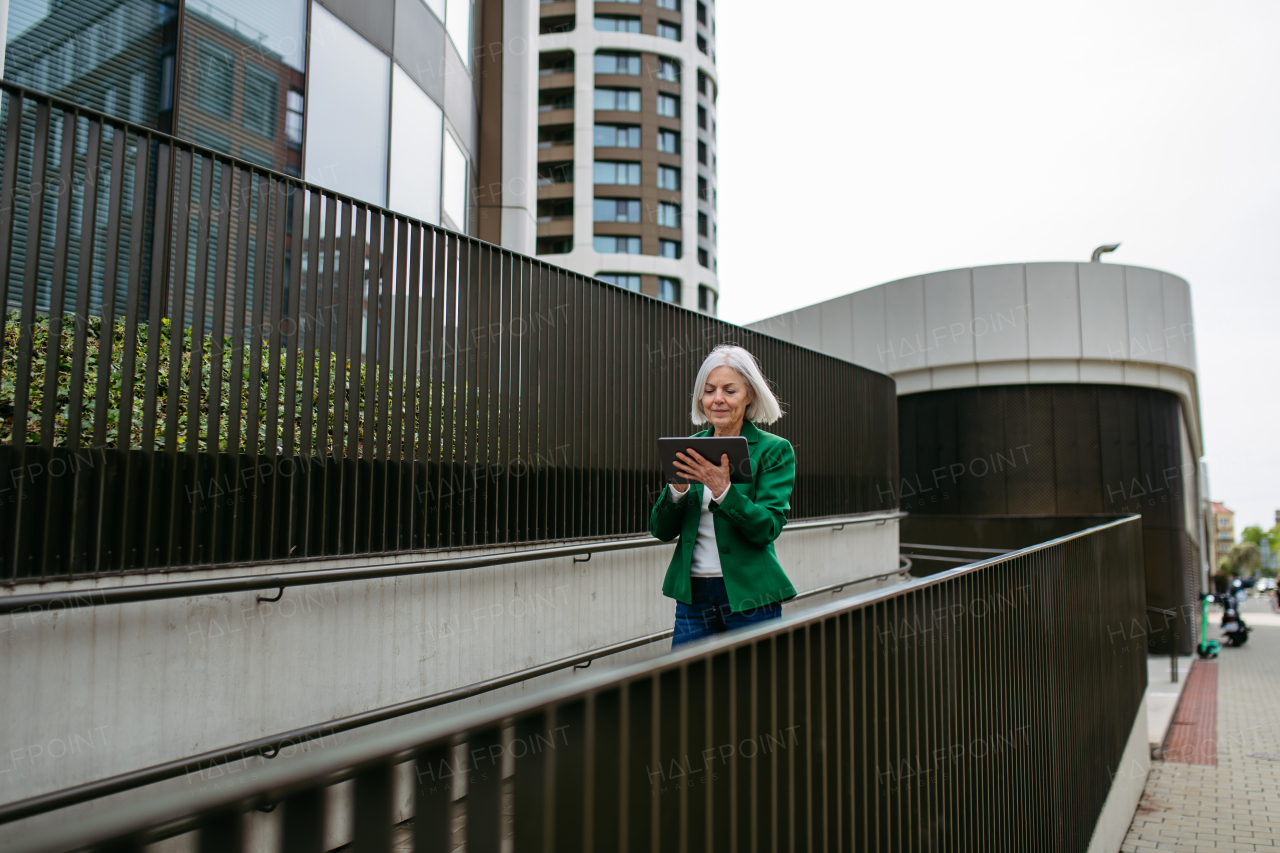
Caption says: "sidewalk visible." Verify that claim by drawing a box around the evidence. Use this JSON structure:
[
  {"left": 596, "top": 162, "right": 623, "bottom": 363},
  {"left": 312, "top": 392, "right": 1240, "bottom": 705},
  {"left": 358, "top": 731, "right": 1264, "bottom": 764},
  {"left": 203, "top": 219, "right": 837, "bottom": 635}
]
[{"left": 1122, "top": 598, "right": 1280, "bottom": 852}]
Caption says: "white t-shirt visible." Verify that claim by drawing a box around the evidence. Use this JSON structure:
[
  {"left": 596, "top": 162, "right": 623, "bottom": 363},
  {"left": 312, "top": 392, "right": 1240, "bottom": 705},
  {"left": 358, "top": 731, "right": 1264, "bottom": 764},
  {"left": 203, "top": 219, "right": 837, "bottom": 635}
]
[{"left": 669, "top": 483, "right": 730, "bottom": 578}]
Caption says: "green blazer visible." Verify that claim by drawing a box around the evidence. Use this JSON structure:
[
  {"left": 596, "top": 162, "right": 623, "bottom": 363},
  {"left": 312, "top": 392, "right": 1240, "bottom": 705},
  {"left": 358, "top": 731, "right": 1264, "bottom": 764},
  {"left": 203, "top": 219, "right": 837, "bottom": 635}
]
[{"left": 649, "top": 420, "right": 797, "bottom": 613}]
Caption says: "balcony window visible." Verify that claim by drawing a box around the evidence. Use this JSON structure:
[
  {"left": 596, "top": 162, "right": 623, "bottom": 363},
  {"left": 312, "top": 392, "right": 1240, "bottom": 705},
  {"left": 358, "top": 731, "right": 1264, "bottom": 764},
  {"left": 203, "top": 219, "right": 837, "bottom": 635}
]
[
  {"left": 595, "top": 235, "right": 642, "bottom": 254},
  {"left": 539, "top": 125, "right": 574, "bottom": 147},
  {"left": 594, "top": 198, "right": 642, "bottom": 223},
  {"left": 697, "top": 104, "right": 707, "bottom": 129},
  {"left": 696, "top": 34, "right": 707, "bottom": 54},
  {"left": 540, "top": 90, "right": 575, "bottom": 111},
  {"left": 595, "top": 52, "right": 641, "bottom": 75},
  {"left": 698, "top": 285, "right": 716, "bottom": 314},
  {"left": 598, "top": 273, "right": 642, "bottom": 292},
  {"left": 596, "top": 16, "right": 641, "bottom": 33},
  {"left": 697, "top": 175, "right": 709, "bottom": 200},
  {"left": 697, "top": 1, "right": 707, "bottom": 23},
  {"left": 658, "top": 21, "right": 681, "bottom": 40},
  {"left": 540, "top": 52, "right": 575, "bottom": 75},
  {"left": 697, "top": 247, "right": 709, "bottom": 267},
  {"left": 538, "top": 162, "right": 574, "bottom": 184},
  {"left": 537, "top": 237, "right": 573, "bottom": 254},
  {"left": 697, "top": 140, "right": 707, "bottom": 164},
  {"left": 657, "top": 0, "right": 680, "bottom": 9},
  {"left": 595, "top": 88, "right": 641, "bottom": 112},
  {"left": 659, "top": 239, "right": 681, "bottom": 259},
  {"left": 657, "top": 202, "right": 680, "bottom": 229},
  {"left": 594, "top": 124, "right": 641, "bottom": 148},
  {"left": 697, "top": 71, "right": 707, "bottom": 95},
  {"left": 594, "top": 161, "right": 642, "bottom": 185},
  {"left": 658, "top": 277, "right": 681, "bottom": 303},
  {"left": 657, "top": 58, "right": 681, "bottom": 82},
  {"left": 537, "top": 200, "right": 573, "bottom": 222},
  {"left": 540, "top": 16, "right": 575, "bottom": 34},
  {"left": 657, "top": 130, "right": 680, "bottom": 153},
  {"left": 697, "top": 211, "right": 709, "bottom": 236},
  {"left": 658, "top": 165, "right": 680, "bottom": 190},
  {"left": 657, "top": 93, "right": 680, "bottom": 118}
]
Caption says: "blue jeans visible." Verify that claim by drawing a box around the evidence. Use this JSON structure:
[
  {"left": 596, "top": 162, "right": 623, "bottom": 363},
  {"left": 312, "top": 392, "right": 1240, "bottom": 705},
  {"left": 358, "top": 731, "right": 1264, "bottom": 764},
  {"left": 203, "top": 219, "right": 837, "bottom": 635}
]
[{"left": 672, "top": 577, "right": 782, "bottom": 647}]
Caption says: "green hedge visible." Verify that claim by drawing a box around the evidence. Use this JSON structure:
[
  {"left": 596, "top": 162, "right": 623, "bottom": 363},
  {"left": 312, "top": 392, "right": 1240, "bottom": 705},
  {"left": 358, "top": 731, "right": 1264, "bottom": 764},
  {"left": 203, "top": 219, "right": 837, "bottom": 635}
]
[{"left": 1, "top": 309, "right": 396, "bottom": 453}]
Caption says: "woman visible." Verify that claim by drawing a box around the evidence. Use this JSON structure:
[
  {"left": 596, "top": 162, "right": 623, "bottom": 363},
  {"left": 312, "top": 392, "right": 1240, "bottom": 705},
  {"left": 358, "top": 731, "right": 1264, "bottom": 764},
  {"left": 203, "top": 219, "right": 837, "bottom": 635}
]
[{"left": 650, "top": 344, "right": 796, "bottom": 647}]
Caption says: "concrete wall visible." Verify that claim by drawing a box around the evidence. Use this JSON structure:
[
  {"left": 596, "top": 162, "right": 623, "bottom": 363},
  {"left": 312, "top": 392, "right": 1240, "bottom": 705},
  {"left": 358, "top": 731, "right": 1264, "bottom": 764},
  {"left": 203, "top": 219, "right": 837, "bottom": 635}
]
[
  {"left": 747, "top": 262, "right": 1203, "bottom": 459},
  {"left": 0, "top": 516, "right": 898, "bottom": 847}
]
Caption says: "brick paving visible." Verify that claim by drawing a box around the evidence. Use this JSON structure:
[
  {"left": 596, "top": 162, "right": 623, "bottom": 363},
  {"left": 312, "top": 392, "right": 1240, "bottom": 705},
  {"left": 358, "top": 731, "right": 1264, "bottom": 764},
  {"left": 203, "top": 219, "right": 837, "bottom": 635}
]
[
  {"left": 1163, "top": 661, "right": 1218, "bottom": 766},
  {"left": 1123, "top": 598, "right": 1280, "bottom": 852}
]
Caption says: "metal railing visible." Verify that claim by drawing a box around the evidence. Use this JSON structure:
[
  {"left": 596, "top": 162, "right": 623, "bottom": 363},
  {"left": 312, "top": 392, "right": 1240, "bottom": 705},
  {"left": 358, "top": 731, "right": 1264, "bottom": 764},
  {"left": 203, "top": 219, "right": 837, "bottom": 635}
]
[
  {"left": 0, "top": 509, "right": 904, "bottom": 613},
  {"left": 0, "top": 81, "right": 898, "bottom": 582},
  {"left": 9, "top": 516, "right": 1146, "bottom": 853},
  {"left": 0, "top": 554, "right": 914, "bottom": 827}
]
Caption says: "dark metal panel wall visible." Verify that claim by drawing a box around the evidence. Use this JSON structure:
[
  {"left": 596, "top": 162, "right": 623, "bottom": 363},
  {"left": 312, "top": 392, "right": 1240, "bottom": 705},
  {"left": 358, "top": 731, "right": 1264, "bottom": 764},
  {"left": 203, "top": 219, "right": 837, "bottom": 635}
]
[
  {"left": 897, "top": 384, "right": 1198, "bottom": 654},
  {"left": 0, "top": 83, "right": 898, "bottom": 582}
]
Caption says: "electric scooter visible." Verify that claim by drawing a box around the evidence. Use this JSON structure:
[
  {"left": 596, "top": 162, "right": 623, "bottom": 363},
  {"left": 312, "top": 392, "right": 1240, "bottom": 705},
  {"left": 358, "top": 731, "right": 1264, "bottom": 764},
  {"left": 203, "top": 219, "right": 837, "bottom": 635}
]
[
  {"left": 1197, "top": 594, "right": 1220, "bottom": 659},
  {"left": 1218, "top": 580, "right": 1252, "bottom": 647}
]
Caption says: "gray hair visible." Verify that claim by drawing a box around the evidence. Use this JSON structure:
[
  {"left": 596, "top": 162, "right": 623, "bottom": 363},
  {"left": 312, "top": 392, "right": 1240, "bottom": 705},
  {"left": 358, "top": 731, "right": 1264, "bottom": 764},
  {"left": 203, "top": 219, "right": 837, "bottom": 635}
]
[{"left": 691, "top": 344, "right": 784, "bottom": 425}]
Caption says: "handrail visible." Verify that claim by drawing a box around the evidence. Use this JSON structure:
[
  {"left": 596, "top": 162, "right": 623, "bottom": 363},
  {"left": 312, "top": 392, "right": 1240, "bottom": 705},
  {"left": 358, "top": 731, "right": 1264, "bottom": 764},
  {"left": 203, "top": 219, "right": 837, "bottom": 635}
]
[
  {"left": 0, "top": 557, "right": 913, "bottom": 826},
  {"left": 0, "top": 512, "right": 905, "bottom": 614},
  {"left": 899, "top": 542, "right": 1012, "bottom": 554},
  {"left": 4, "top": 516, "right": 1143, "bottom": 853}
]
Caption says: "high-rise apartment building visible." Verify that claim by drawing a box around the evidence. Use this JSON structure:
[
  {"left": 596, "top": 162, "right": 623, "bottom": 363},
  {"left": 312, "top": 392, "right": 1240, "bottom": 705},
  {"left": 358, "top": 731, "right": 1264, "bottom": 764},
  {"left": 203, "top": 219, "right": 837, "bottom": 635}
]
[
  {"left": 0, "top": 0, "right": 538, "bottom": 252},
  {"left": 536, "top": 0, "right": 719, "bottom": 314}
]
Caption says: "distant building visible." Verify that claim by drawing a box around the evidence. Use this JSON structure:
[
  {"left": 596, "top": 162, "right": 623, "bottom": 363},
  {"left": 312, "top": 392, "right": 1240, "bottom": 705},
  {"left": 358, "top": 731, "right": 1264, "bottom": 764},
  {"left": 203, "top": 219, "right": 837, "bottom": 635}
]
[{"left": 1211, "top": 502, "right": 1234, "bottom": 565}]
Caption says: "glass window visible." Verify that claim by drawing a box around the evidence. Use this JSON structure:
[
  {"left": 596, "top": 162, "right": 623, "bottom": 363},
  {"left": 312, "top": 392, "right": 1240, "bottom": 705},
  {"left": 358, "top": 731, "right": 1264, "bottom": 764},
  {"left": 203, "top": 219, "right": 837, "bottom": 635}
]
[
  {"left": 286, "top": 89, "right": 305, "bottom": 149},
  {"left": 389, "top": 65, "right": 444, "bottom": 225},
  {"left": 697, "top": 34, "right": 707, "bottom": 54},
  {"left": 698, "top": 140, "right": 707, "bottom": 164},
  {"left": 698, "top": 285, "right": 716, "bottom": 313},
  {"left": 698, "top": 175, "right": 709, "bottom": 199},
  {"left": 4, "top": 0, "right": 179, "bottom": 130},
  {"left": 698, "top": 105, "right": 707, "bottom": 129},
  {"left": 240, "top": 143, "right": 274, "bottom": 168},
  {"left": 598, "top": 274, "right": 642, "bottom": 292},
  {"left": 196, "top": 39, "right": 236, "bottom": 121},
  {"left": 657, "top": 0, "right": 680, "bottom": 10},
  {"left": 594, "top": 199, "right": 641, "bottom": 223},
  {"left": 657, "top": 93, "right": 679, "bottom": 118},
  {"left": 658, "top": 277, "right": 680, "bottom": 303},
  {"left": 657, "top": 58, "right": 680, "bottom": 82},
  {"left": 305, "top": 4, "right": 389, "bottom": 205},
  {"left": 595, "top": 89, "right": 641, "bottom": 112},
  {"left": 595, "top": 16, "right": 641, "bottom": 33},
  {"left": 594, "top": 236, "right": 641, "bottom": 254},
  {"left": 538, "top": 162, "right": 573, "bottom": 184},
  {"left": 539, "top": 89, "right": 575, "bottom": 111},
  {"left": 659, "top": 239, "right": 681, "bottom": 259},
  {"left": 177, "top": 0, "right": 307, "bottom": 169},
  {"left": 595, "top": 52, "right": 641, "bottom": 75},
  {"left": 658, "top": 21, "right": 681, "bottom": 40},
  {"left": 697, "top": 247, "right": 709, "bottom": 267},
  {"left": 594, "top": 125, "right": 641, "bottom": 148},
  {"left": 657, "top": 165, "right": 680, "bottom": 190},
  {"left": 594, "top": 161, "right": 642, "bottom": 185},
  {"left": 698, "top": 211, "right": 709, "bottom": 236},
  {"left": 657, "top": 130, "right": 680, "bottom": 153},
  {"left": 538, "top": 237, "right": 573, "bottom": 254},
  {"left": 447, "top": 0, "right": 474, "bottom": 68},
  {"left": 443, "top": 130, "right": 469, "bottom": 230},
  {"left": 698, "top": 71, "right": 707, "bottom": 95},
  {"left": 697, "top": 1, "right": 707, "bottom": 24},
  {"left": 242, "top": 63, "right": 279, "bottom": 138},
  {"left": 657, "top": 202, "right": 680, "bottom": 229}
]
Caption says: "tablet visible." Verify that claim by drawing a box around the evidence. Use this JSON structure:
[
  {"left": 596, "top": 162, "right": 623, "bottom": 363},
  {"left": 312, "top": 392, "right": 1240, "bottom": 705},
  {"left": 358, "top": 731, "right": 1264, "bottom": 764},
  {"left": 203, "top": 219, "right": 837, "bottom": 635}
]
[{"left": 658, "top": 436, "right": 753, "bottom": 485}]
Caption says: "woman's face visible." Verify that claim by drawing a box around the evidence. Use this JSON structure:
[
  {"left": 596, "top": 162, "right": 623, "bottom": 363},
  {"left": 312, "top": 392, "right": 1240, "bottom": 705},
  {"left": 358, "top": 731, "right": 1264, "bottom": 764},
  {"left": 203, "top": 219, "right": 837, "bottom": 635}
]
[{"left": 702, "top": 365, "right": 754, "bottom": 433}]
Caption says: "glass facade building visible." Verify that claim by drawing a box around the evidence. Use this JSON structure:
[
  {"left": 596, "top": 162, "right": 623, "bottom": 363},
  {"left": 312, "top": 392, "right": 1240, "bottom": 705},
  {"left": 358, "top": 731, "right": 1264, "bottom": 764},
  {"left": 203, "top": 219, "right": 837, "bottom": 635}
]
[{"left": 0, "top": 0, "right": 536, "bottom": 243}]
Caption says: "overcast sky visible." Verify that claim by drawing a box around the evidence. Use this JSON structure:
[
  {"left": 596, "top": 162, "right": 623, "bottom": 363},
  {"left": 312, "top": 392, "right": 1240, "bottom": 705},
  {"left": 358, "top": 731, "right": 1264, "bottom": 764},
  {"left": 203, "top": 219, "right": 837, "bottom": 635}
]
[{"left": 716, "top": 0, "right": 1280, "bottom": 533}]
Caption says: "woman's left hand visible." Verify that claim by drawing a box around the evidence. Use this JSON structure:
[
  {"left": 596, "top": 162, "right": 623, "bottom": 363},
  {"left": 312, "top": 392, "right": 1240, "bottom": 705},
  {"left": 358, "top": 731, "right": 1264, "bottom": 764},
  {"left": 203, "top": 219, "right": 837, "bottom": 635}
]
[{"left": 673, "top": 449, "right": 731, "bottom": 498}]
